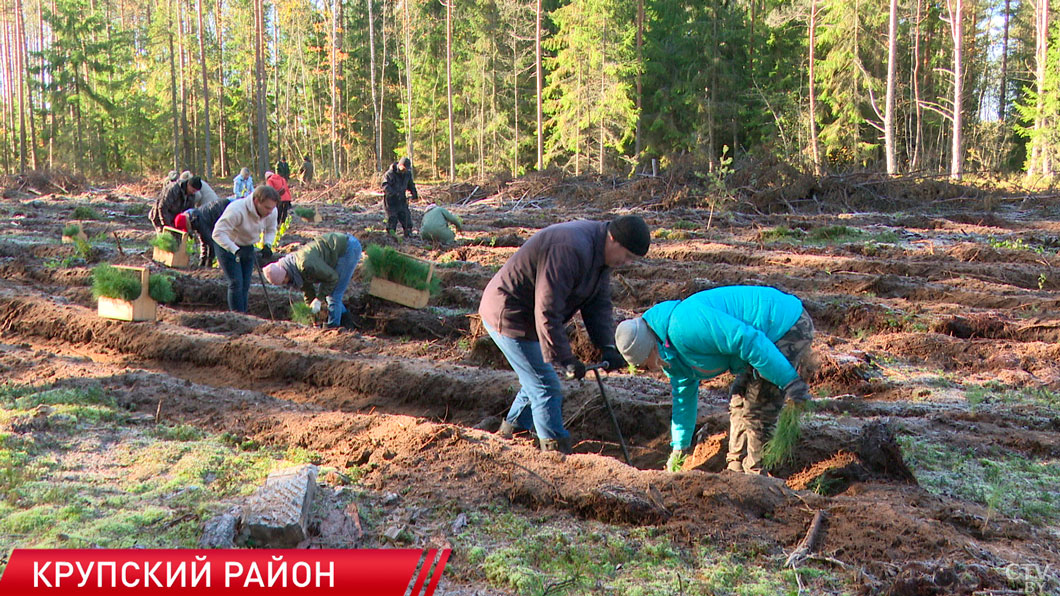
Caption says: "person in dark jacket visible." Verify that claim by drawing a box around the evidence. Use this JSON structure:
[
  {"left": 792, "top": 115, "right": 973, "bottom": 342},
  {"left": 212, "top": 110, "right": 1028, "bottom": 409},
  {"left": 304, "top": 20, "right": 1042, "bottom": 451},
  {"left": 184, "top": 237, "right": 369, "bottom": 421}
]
[
  {"left": 262, "top": 232, "right": 362, "bottom": 328},
  {"left": 478, "top": 216, "right": 651, "bottom": 454},
  {"left": 382, "top": 157, "right": 419, "bottom": 238},
  {"left": 175, "top": 198, "right": 232, "bottom": 268},
  {"left": 150, "top": 176, "right": 202, "bottom": 231},
  {"left": 277, "top": 157, "right": 291, "bottom": 181},
  {"left": 300, "top": 155, "right": 314, "bottom": 184}
]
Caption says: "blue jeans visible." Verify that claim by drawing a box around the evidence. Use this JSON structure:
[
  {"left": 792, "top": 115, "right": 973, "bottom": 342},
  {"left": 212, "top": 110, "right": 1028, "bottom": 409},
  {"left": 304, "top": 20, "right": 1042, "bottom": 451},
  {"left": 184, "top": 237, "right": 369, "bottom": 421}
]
[
  {"left": 327, "top": 235, "right": 362, "bottom": 327},
  {"left": 217, "top": 244, "right": 256, "bottom": 313},
  {"left": 483, "top": 321, "right": 568, "bottom": 440}
]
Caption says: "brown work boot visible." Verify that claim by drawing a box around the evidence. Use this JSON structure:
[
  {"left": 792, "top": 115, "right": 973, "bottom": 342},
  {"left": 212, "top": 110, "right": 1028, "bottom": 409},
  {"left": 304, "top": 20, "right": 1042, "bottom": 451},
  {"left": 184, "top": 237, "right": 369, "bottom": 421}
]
[{"left": 539, "top": 437, "right": 573, "bottom": 455}]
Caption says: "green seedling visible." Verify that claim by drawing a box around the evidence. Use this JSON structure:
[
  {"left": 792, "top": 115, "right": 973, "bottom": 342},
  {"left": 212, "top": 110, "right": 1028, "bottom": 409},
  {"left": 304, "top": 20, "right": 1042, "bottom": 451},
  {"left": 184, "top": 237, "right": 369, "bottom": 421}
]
[
  {"left": 150, "top": 231, "right": 180, "bottom": 253},
  {"left": 294, "top": 206, "right": 316, "bottom": 220},
  {"left": 62, "top": 223, "right": 82, "bottom": 237},
  {"left": 72, "top": 205, "right": 101, "bottom": 220},
  {"left": 762, "top": 402, "right": 805, "bottom": 470}
]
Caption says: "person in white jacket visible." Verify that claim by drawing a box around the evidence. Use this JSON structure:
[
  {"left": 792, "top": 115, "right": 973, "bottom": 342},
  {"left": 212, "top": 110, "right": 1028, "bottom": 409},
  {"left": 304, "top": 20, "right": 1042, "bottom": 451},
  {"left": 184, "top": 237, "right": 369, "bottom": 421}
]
[{"left": 212, "top": 185, "right": 279, "bottom": 313}]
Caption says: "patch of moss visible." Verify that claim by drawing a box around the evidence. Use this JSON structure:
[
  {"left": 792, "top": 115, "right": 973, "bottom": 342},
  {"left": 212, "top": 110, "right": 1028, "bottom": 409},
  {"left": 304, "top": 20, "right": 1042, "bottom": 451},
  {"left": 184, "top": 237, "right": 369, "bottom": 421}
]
[{"left": 72, "top": 205, "right": 101, "bottom": 220}]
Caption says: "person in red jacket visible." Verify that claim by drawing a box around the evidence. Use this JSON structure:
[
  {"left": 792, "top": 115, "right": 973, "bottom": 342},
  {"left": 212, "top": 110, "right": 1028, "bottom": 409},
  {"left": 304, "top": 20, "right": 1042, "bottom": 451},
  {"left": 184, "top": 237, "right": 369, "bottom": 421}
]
[{"left": 266, "top": 170, "right": 293, "bottom": 224}]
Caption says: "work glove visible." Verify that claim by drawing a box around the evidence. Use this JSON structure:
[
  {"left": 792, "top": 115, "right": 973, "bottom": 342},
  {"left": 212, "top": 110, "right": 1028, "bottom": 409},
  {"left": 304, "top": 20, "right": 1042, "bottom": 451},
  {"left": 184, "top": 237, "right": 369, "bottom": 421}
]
[
  {"left": 561, "top": 361, "right": 586, "bottom": 381},
  {"left": 666, "top": 448, "right": 692, "bottom": 473},
  {"left": 783, "top": 378, "right": 812, "bottom": 404},
  {"left": 600, "top": 346, "right": 627, "bottom": 372},
  {"left": 259, "top": 245, "right": 273, "bottom": 261},
  {"left": 309, "top": 298, "right": 323, "bottom": 314}
]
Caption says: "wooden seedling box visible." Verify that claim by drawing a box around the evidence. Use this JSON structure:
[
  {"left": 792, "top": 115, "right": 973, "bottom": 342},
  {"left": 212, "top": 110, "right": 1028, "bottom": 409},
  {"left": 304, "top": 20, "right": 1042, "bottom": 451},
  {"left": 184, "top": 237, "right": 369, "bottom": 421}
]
[
  {"left": 97, "top": 266, "right": 157, "bottom": 322},
  {"left": 61, "top": 224, "right": 88, "bottom": 244},
  {"left": 152, "top": 226, "right": 190, "bottom": 268},
  {"left": 367, "top": 254, "right": 435, "bottom": 309}
]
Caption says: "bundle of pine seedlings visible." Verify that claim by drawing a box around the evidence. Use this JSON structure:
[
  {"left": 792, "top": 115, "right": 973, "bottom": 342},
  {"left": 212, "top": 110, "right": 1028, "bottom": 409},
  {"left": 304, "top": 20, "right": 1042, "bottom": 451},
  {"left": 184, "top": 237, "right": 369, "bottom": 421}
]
[
  {"left": 290, "top": 301, "right": 317, "bottom": 326},
  {"left": 363, "top": 244, "right": 440, "bottom": 294},
  {"left": 62, "top": 223, "right": 82, "bottom": 238},
  {"left": 294, "top": 206, "right": 316, "bottom": 220},
  {"left": 761, "top": 401, "right": 809, "bottom": 470},
  {"left": 91, "top": 264, "right": 176, "bottom": 303},
  {"left": 150, "top": 230, "right": 180, "bottom": 253}
]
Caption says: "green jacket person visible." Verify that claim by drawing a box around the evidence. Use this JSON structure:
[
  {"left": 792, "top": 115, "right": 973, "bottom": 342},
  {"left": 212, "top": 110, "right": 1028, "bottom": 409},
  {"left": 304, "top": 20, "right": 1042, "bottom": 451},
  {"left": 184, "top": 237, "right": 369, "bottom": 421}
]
[
  {"left": 420, "top": 204, "right": 463, "bottom": 244},
  {"left": 262, "top": 232, "right": 363, "bottom": 328},
  {"left": 615, "top": 286, "right": 814, "bottom": 474}
]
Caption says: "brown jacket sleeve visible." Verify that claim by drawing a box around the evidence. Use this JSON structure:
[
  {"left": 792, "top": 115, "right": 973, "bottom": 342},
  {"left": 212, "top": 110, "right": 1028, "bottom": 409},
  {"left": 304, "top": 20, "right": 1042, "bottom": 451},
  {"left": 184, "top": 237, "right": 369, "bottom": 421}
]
[{"left": 533, "top": 244, "right": 583, "bottom": 366}]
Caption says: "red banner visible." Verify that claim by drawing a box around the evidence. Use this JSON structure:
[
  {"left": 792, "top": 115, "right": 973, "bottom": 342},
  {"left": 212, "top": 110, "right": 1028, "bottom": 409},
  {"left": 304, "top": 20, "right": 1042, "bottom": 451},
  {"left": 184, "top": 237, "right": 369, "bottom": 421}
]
[{"left": 0, "top": 549, "right": 451, "bottom": 595}]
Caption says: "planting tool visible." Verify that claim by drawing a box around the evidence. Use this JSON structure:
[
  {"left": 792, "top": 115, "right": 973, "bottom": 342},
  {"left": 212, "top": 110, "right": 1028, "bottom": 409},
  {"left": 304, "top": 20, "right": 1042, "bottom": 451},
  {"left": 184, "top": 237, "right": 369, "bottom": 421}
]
[
  {"left": 254, "top": 257, "right": 276, "bottom": 320},
  {"left": 586, "top": 361, "right": 632, "bottom": 466}
]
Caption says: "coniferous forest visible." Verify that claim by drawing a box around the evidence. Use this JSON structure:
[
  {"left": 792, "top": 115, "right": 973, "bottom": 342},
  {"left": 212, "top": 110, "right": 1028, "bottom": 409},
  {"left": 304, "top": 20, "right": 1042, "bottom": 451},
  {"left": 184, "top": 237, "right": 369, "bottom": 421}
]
[{"left": 0, "top": 0, "right": 1058, "bottom": 182}]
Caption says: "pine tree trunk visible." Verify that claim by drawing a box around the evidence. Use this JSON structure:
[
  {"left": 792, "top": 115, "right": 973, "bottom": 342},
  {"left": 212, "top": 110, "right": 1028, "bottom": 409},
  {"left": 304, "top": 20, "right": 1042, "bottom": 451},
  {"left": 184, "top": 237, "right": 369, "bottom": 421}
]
[
  {"left": 168, "top": 12, "right": 180, "bottom": 170},
  {"left": 634, "top": 0, "right": 643, "bottom": 161},
  {"left": 1030, "top": 0, "right": 1049, "bottom": 175},
  {"left": 14, "top": 0, "right": 27, "bottom": 174},
  {"left": 36, "top": 0, "right": 47, "bottom": 168},
  {"left": 807, "top": 0, "right": 821, "bottom": 176},
  {"left": 368, "top": 0, "right": 381, "bottom": 171},
  {"left": 1, "top": 16, "right": 13, "bottom": 172},
  {"left": 445, "top": 0, "right": 454, "bottom": 180},
  {"left": 535, "top": 0, "right": 542, "bottom": 171},
  {"left": 330, "top": 0, "right": 339, "bottom": 177},
  {"left": 254, "top": 0, "right": 269, "bottom": 177},
  {"left": 948, "top": 0, "right": 963, "bottom": 180},
  {"left": 379, "top": 0, "right": 387, "bottom": 168},
  {"left": 197, "top": 0, "right": 211, "bottom": 179},
  {"left": 216, "top": 0, "right": 227, "bottom": 177},
  {"left": 998, "top": 0, "right": 1009, "bottom": 122},
  {"left": 884, "top": 0, "right": 897, "bottom": 175},
  {"left": 17, "top": 0, "right": 37, "bottom": 170},
  {"left": 404, "top": 0, "right": 413, "bottom": 161},
  {"left": 911, "top": 0, "right": 924, "bottom": 171},
  {"left": 512, "top": 34, "right": 518, "bottom": 176}
]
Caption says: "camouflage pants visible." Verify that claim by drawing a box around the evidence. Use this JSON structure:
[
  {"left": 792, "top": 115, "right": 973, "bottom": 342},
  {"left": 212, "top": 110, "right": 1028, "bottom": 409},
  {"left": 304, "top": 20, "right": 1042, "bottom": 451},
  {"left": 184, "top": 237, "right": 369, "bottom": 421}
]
[{"left": 727, "top": 310, "right": 814, "bottom": 474}]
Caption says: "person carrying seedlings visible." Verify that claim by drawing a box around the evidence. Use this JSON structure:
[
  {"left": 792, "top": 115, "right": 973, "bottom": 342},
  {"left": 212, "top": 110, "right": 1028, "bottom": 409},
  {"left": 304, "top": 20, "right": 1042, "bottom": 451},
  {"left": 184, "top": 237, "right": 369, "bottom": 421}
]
[
  {"left": 266, "top": 170, "right": 293, "bottom": 225},
  {"left": 613, "top": 285, "right": 815, "bottom": 475},
  {"left": 478, "top": 215, "right": 651, "bottom": 454},
  {"left": 175, "top": 198, "right": 232, "bottom": 268},
  {"left": 233, "top": 167, "right": 254, "bottom": 199},
  {"left": 420, "top": 204, "right": 462, "bottom": 244},
  {"left": 300, "top": 154, "right": 314, "bottom": 184},
  {"left": 381, "top": 156, "right": 419, "bottom": 238},
  {"left": 261, "top": 232, "right": 363, "bottom": 328},
  {"left": 277, "top": 156, "right": 291, "bottom": 181},
  {"left": 212, "top": 185, "right": 279, "bottom": 313},
  {"left": 150, "top": 175, "right": 201, "bottom": 231}
]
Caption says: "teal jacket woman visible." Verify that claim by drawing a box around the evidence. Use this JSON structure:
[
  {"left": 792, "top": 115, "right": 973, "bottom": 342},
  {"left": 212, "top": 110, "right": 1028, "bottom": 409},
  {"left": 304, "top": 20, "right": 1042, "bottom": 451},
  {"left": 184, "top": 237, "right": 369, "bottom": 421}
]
[{"left": 617, "top": 286, "right": 814, "bottom": 473}]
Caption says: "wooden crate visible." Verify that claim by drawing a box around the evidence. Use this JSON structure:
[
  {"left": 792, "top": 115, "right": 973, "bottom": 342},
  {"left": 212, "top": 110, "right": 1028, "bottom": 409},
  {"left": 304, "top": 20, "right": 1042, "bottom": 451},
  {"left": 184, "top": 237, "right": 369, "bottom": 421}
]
[
  {"left": 98, "top": 266, "right": 157, "bottom": 322},
  {"left": 367, "top": 257, "right": 434, "bottom": 309},
  {"left": 152, "top": 226, "right": 190, "bottom": 268}
]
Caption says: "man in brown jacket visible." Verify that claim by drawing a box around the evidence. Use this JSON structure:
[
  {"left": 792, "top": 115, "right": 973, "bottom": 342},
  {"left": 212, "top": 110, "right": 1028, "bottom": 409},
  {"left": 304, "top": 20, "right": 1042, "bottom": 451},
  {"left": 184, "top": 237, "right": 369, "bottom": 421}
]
[{"left": 478, "top": 216, "right": 651, "bottom": 454}]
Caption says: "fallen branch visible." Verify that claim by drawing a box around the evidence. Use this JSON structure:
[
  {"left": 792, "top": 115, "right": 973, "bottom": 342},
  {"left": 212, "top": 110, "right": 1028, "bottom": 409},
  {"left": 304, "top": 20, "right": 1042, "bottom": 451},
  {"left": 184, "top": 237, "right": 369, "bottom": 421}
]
[{"left": 785, "top": 509, "right": 828, "bottom": 567}]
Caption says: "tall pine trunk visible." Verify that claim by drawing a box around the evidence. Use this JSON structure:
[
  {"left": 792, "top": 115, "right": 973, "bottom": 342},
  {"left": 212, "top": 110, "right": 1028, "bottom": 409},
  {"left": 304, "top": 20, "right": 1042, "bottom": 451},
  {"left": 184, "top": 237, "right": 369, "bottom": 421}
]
[
  {"left": 197, "top": 0, "right": 211, "bottom": 179},
  {"left": 254, "top": 0, "right": 268, "bottom": 177},
  {"left": 998, "top": 0, "right": 1009, "bottom": 122},
  {"left": 445, "top": 0, "right": 454, "bottom": 180},
  {"left": 14, "top": 0, "right": 27, "bottom": 173},
  {"left": 535, "top": 0, "right": 542, "bottom": 171},
  {"left": 807, "top": 0, "right": 821, "bottom": 175},
  {"left": 368, "top": 0, "right": 381, "bottom": 171},
  {"left": 330, "top": 0, "right": 339, "bottom": 177},
  {"left": 948, "top": 0, "right": 963, "bottom": 180},
  {"left": 884, "top": 0, "right": 897, "bottom": 175},
  {"left": 216, "top": 0, "right": 227, "bottom": 177},
  {"left": 911, "top": 0, "right": 924, "bottom": 171},
  {"left": 404, "top": 0, "right": 413, "bottom": 161},
  {"left": 169, "top": 0, "right": 179, "bottom": 170},
  {"left": 17, "top": 0, "right": 37, "bottom": 170}
]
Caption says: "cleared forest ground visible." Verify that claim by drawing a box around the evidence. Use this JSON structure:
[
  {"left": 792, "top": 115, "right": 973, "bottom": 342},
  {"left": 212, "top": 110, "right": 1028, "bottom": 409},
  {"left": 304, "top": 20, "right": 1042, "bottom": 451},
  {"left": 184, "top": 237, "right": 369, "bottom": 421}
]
[{"left": 0, "top": 171, "right": 1059, "bottom": 594}]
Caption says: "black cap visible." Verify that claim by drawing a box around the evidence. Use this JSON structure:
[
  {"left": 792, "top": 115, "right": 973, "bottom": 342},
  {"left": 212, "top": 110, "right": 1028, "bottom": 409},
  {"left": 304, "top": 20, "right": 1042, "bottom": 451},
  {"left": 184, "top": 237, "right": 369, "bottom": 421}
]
[
  {"left": 186, "top": 176, "right": 202, "bottom": 191},
  {"left": 400, "top": 157, "right": 412, "bottom": 168},
  {"left": 608, "top": 215, "right": 650, "bottom": 257}
]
